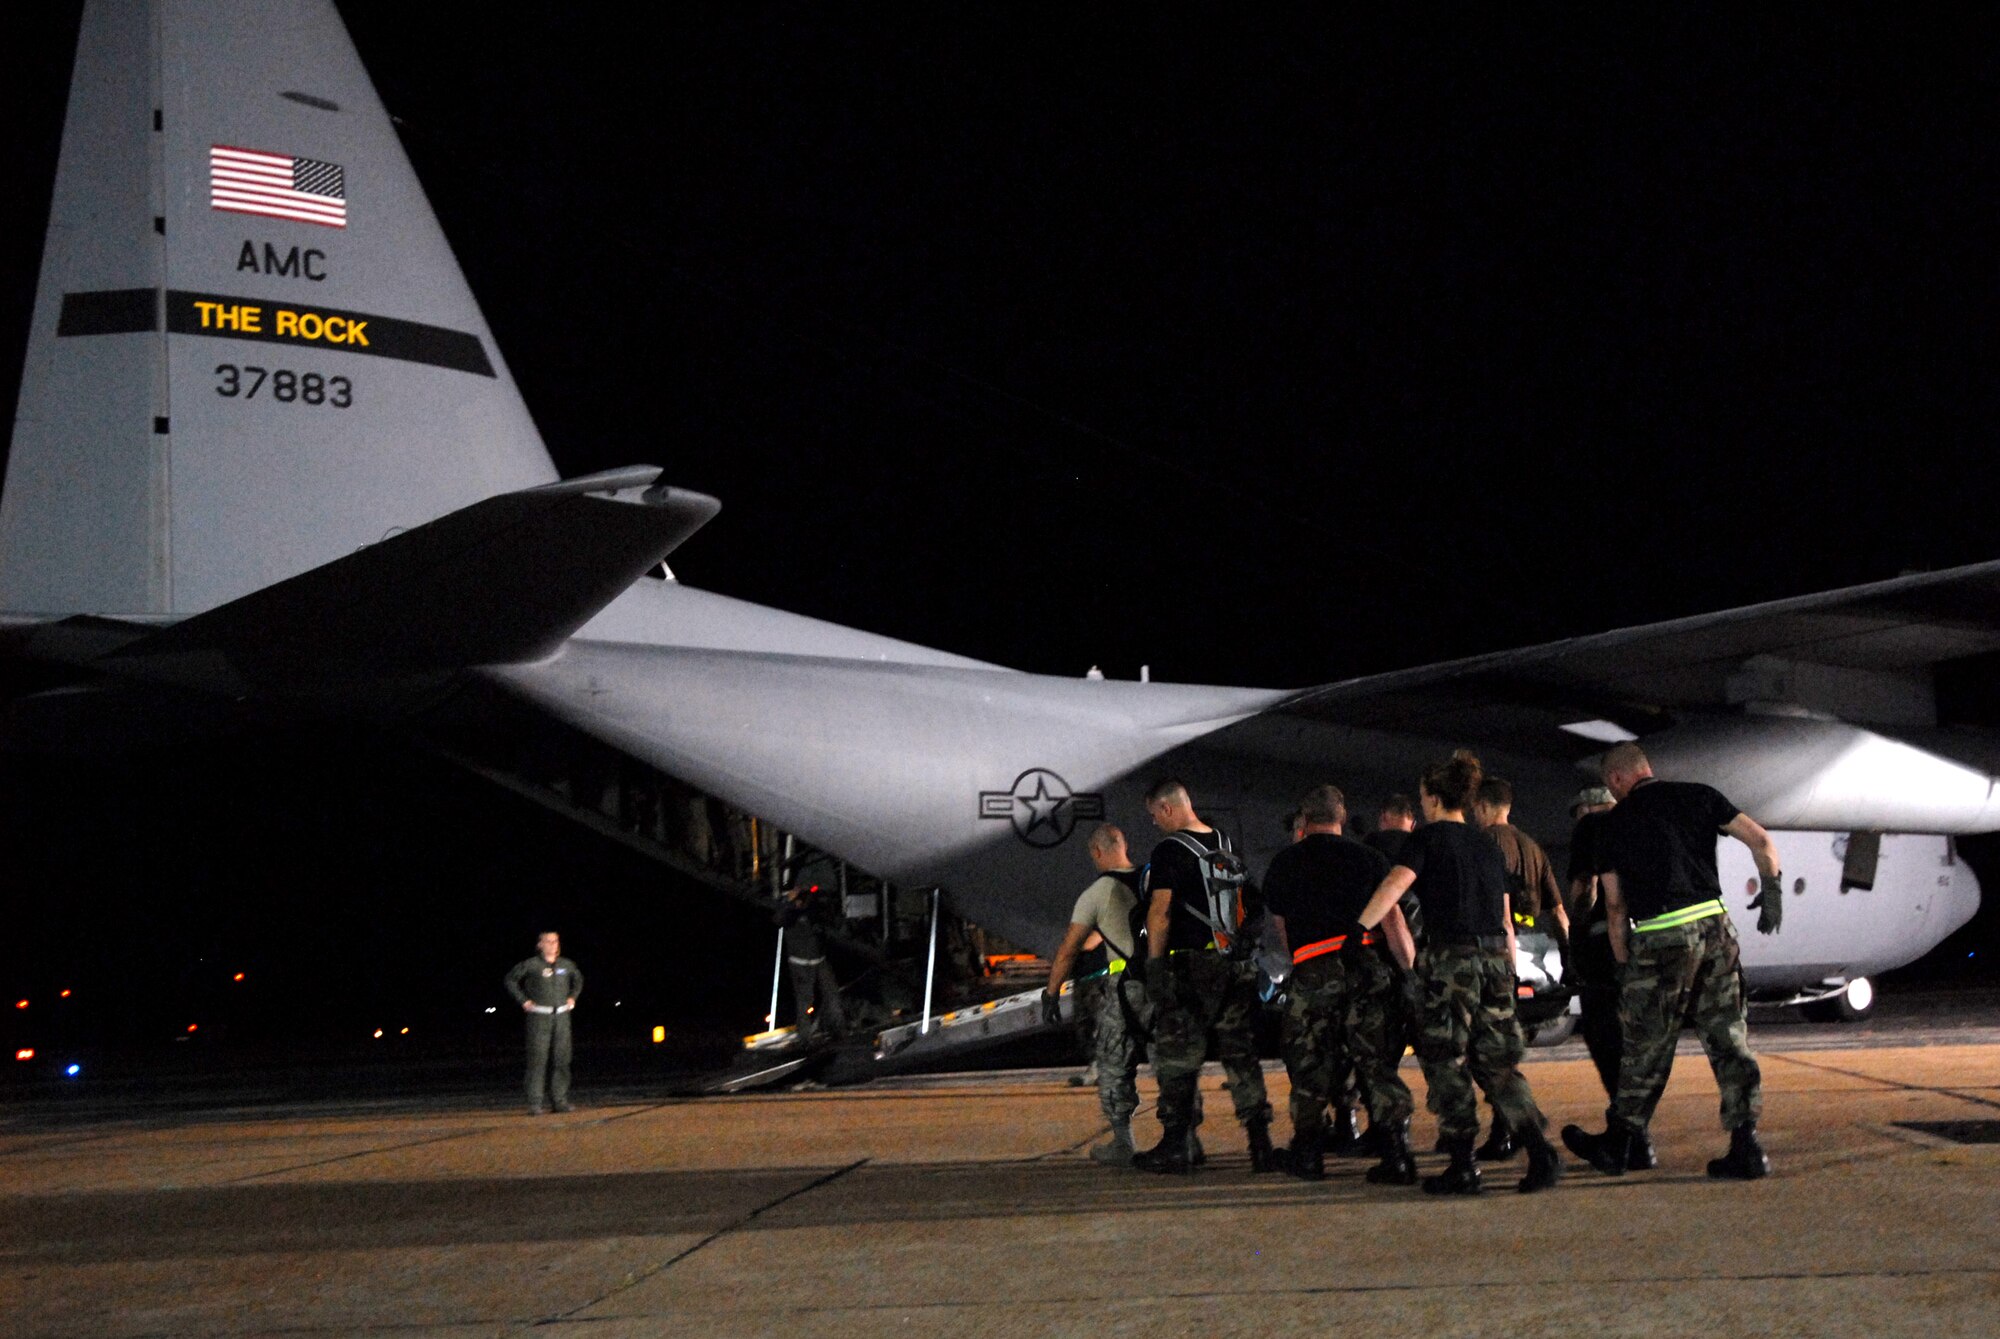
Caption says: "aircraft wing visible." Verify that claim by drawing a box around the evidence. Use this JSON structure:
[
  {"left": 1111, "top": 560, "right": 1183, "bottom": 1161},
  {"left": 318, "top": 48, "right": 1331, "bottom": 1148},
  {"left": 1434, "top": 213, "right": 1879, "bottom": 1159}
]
[{"left": 1255, "top": 558, "right": 2000, "bottom": 760}]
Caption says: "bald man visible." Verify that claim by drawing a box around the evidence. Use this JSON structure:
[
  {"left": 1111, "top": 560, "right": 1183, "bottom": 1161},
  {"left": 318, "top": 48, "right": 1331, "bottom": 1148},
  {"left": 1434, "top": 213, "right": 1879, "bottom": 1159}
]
[
  {"left": 1042, "top": 823, "right": 1152, "bottom": 1166},
  {"left": 1562, "top": 743, "right": 1783, "bottom": 1181},
  {"left": 1132, "top": 778, "right": 1274, "bottom": 1174}
]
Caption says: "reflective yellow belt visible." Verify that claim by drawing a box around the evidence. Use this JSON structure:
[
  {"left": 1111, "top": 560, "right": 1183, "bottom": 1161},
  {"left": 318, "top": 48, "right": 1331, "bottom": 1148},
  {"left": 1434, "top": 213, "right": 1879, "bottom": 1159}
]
[
  {"left": 1633, "top": 899, "right": 1725, "bottom": 933},
  {"left": 1107, "top": 957, "right": 1128, "bottom": 974}
]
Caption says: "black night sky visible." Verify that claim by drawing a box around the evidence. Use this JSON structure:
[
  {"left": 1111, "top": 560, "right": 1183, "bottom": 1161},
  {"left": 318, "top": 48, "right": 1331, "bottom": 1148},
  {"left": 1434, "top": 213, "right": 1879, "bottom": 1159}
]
[{"left": 1, "top": 6, "right": 1996, "bottom": 1067}]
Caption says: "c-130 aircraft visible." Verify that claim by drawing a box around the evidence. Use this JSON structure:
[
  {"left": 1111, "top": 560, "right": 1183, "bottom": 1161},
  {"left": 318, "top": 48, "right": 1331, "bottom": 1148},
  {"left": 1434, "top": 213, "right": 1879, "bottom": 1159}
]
[{"left": 1, "top": 0, "right": 1991, "bottom": 1025}]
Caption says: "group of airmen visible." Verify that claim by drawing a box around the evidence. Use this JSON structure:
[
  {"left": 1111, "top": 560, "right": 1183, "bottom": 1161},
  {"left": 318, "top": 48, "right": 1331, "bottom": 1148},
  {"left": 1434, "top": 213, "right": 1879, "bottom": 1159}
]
[{"left": 1039, "top": 742, "right": 1785, "bottom": 1194}]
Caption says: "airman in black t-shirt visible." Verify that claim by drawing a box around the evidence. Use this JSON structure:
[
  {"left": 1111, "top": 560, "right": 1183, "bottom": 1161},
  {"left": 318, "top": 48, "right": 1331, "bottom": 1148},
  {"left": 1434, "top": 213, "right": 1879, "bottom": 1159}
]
[
  {"left": 1562, "top": 742, "right": 1784, "bottom": 1182},
  {"left": 1352, "top": 752, "right": 1562, "bottom": 1196},
  {"left": 1129, "top": 778, "right": 1274, "bottom": 1175},
  {"left": 1363, "top": 795, "right": 1428, "bottom": 1067},
  {"left": 1562, "top": 786, "right": 1645, "bottom": 1159},
  {"left": 1365, "top": 792, "right": 1427, "bottom": 949},
  {"left": 1259, "top": 784, "right": 1417, "bottom": 1183}
]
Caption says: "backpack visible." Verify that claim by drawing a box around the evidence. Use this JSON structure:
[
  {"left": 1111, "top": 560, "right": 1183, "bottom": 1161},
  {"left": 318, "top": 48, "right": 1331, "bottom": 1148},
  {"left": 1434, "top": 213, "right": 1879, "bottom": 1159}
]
[
  {"left": 1167, "top": 829, "right": 1252, "bottom": 956},
  {"left": 1114, "top": 865, "right": 1151, "bottom": 966}
]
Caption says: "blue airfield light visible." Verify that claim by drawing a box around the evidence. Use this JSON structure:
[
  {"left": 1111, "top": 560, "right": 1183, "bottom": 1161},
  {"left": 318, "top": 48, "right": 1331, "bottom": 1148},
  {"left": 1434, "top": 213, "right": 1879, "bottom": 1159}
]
[{"left": 64, "top": 1063, "right": 81, "bottom": 1078}]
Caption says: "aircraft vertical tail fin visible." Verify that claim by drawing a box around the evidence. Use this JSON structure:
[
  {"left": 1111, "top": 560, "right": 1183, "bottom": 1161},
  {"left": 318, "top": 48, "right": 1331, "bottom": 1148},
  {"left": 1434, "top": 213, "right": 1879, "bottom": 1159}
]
[{"left": 0, "top": 0, "right": 560, "bottom": 621}]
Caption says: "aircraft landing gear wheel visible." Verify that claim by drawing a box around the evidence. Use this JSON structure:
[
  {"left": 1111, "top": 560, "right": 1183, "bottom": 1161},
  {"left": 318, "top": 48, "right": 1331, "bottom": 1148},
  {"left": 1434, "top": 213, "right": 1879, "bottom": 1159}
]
[{"left": 1802, "top": 976, "right": 1875, "bottom": 1023}]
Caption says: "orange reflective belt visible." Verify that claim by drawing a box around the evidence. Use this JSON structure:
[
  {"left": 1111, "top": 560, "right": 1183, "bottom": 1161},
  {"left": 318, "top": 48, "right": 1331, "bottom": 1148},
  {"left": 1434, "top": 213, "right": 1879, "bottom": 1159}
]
[{"left": 1292, "top": 932, "right": 1374, "bottom": 964}]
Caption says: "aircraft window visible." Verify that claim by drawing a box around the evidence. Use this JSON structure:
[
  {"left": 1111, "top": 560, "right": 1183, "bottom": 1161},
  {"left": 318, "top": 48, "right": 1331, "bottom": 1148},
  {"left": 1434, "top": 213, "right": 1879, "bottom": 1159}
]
[{"left": 1839, "top": 831, "right": 1881, "bottom": 893}]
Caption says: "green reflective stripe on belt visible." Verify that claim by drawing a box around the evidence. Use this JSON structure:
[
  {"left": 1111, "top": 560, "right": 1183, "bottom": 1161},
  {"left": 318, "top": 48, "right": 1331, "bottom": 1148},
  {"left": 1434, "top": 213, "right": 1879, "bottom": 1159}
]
[
  {"left": 1107, "top": 957, "right": 1128, "bottom": 974},
  {"left": 1634, "top": 899, "right": 1725, "bottom": 932}
]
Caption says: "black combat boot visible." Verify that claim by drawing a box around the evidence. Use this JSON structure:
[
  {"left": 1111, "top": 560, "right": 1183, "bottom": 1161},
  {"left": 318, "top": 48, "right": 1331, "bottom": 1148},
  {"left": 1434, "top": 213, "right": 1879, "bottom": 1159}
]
[
  {"left": 1594, "top": 1106, "right": 1656, "bottom": 1169},
  {"left": 1516, "top": 1125, "right": 1563, "bottom": 1194},
  {"left": 1474, "top": 1117, "right": 1517, "bottom": 1162},
  {"left": 1132, "top": 1125, "right": 1193, "bottom": 1174},
  {"left": 1706, "top": 1123, "right": 1771, "bottom": 1180},
  {"left": 1187, "top": 1127, "right": 1207, "bottom": 1167},
  {"left": 1422, "top": 1134, "right": 1483, "bottom": 1195},
  {"left": 1246, "top": 1119, "right": 1279, "bottom": 1174},
  {"left": 1364, "top": 1118, "right": 1419, "bottom": 1186},
  {"left": 1278, "top": 1127, "right": 1325, "bottom": 1181},
  {"left": 1327, "top": 1102, "right": 1370, "bottom": 1157},
  {"left": 1561, "top": 1121, "right": 1632, "bottom": 1177}
]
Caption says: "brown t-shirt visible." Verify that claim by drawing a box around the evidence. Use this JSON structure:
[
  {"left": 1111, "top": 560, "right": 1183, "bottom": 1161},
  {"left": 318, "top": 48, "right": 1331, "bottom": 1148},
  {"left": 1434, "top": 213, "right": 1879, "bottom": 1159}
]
[{"left": 1486, "top": 823, "right": 1562, "bottom": 924}]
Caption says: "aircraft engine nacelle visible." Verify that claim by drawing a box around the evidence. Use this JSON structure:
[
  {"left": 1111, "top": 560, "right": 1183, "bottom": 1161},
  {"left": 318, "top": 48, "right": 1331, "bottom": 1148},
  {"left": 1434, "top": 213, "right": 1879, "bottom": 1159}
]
[{"left": 1642, "top": 714, "right": 2000, "bottom": 834}]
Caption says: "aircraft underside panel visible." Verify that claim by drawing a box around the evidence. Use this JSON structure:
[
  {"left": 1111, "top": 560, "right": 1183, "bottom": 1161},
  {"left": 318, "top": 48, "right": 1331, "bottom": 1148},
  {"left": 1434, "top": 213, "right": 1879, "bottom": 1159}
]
[{"left": 487, "top": 642, "right": 1287, "bottom": 950}]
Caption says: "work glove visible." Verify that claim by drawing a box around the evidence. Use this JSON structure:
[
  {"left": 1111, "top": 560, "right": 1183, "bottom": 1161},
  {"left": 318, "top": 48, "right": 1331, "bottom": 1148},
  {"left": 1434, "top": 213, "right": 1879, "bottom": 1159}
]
[
  {"left": 1038, "top": 989, "right": 1063, "bottom": 1028},
  {"left": 1337, "top": 920, "right": 1370, "bottom": 959},
  {"left": 1750, "top": 873, "right": 1784, "bottom": 935}
]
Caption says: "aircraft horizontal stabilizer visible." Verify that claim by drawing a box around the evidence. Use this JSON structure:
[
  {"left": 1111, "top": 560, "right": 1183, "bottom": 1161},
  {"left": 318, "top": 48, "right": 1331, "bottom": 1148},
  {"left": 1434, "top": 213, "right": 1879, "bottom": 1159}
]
[{"left": 96, "top": 469, "right": 718, "bottom": 696}]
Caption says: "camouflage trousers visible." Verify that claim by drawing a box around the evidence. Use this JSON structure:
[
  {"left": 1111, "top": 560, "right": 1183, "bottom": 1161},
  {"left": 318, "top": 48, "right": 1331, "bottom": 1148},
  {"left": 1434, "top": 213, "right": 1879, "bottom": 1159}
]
[
  {"left": 1415, "top": 943, "right": 1546, "bottom": 1143},
  {"left": 1152, "top": 950, "right": 1271, "bottom": 1132},
  {"left": 1072, "top": 974, "right": 1106, "bottom": 1060},
  {"left": 1092, "top": 972, "right": 1149, "bottom": 1128},
  {"left": 1613, "top": 913, "right": 1762, "bottom": 1134},
  {"left": 1281, "top": 949, "right": 1414, "bottom": 1138},
  {"left": 1571, "top": 924, "right": 1623, "bottom": 1105},
  {"left": 1326, "top": 955, "right": 1423, "bottom": 1118}
]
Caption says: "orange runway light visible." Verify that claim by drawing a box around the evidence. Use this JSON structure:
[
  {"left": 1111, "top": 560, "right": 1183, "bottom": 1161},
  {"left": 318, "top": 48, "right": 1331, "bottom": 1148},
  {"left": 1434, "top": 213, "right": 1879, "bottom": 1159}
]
[
  {"left": 372, "top": 1029, "right": 384, "bottom": 1039},
  {"left": 59, "top": 989, "right": 71, "bottom": 998},
  {"left": 15, "top": 1049, "right": 33, "bottom": 1061},
  {"left": 233, "top": 972, "right": 246, "bottom": 982},
  {"left": 651, "top": 1026, "right": 666, "bottom": 1043},
  {"left": 186, "top": 1023, "right": 198, "bottom": 1033},
  {"left": 399, "top": 1027, "right": 409, "bottom": 1035},
  {"left": 13, "top": 999, "right": 26, "bottom": 1010}
]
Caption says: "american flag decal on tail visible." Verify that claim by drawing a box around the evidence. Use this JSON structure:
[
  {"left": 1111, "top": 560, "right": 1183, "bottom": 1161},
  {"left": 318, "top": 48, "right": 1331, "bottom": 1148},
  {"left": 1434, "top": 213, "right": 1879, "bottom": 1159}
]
[{"left": 209, "top": 145, "right": 347, "bottom": 228}]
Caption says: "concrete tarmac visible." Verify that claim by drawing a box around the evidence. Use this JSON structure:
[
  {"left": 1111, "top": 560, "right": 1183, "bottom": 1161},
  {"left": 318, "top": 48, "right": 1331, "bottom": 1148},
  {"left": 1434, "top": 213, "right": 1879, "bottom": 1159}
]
[{"left": 4, "top": 1026, "right": 1999, "bottom": 1338}]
